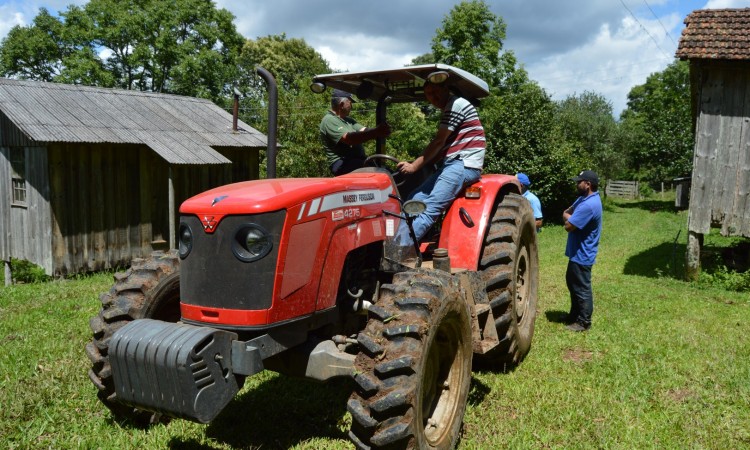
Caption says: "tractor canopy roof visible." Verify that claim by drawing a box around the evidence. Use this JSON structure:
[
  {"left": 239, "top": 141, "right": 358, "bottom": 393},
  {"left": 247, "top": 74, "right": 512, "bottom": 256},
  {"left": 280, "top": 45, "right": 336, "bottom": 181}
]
[{"left": 311, "top": 64, "right": 490, "bottom": 104}]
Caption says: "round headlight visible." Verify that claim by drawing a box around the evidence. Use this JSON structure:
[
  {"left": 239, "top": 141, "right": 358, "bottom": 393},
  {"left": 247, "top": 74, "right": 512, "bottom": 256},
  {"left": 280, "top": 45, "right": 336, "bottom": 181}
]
[
  {"left": 232, "top": 224, "right": 273, "bottom": 262},
  {"left": 178, "top": 223, "right": 193, "bottom": 259}
]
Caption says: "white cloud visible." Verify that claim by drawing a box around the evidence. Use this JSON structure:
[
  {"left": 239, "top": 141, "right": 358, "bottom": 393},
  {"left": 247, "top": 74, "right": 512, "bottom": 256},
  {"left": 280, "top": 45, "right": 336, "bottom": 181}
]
[
  {"left": 0, "top": 7, "right": 25, "bottom": 38},
  {"left": 311, "top": 33, "right": 420, "bottom": 73},
  {"left": 524, "top": 12, "right": 681, "bottom": 116}
]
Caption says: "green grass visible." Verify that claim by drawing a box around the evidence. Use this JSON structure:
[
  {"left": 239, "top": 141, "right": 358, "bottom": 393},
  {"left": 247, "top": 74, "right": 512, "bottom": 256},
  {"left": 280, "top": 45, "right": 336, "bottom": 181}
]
[{"left": 1, "top": 197, "right": 749, "bottom": 449}]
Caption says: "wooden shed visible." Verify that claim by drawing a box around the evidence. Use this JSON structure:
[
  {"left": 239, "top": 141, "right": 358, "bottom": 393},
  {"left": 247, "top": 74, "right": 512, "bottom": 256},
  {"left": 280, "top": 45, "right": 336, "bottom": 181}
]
[
  {"left": 0, "top": 79, "right": 266, "bottom": 278},
  {"left": 676, "top": 8, "right": 750, "bottom": 279}
]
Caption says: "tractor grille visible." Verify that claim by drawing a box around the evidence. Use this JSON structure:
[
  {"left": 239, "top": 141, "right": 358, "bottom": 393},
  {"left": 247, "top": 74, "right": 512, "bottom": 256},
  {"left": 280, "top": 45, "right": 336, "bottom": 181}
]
[{"left": 180, "top": 211, "right": 285, "bottom": 311}]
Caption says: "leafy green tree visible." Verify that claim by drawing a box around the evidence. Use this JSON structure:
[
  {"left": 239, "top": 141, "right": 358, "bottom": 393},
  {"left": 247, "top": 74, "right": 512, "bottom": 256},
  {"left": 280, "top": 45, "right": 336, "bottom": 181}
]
[
  {"left": 430, "top": 0, "right": 507, "bottom": 87},
  {"left": 0, "top": 0, "right": 244, "bottom": 102},
  {"left": 0, "top": 9, "right": 67, "bottom": 82},
  {"left": 553, "top": 91, "right": 619, "bottom": 180},
  {"left": 619, "top": 60, "right": 693, "bottom": 181},
  {"left": 236, "top": 35, "right": 333, "bottom": 178},
  {"left": 238, "top": 34, "right": 330, "bottom": 93}
]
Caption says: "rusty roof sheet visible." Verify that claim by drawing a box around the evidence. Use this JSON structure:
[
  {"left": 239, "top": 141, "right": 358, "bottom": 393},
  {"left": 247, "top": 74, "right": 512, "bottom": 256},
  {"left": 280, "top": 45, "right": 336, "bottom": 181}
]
[
  {"left": 0, "top": 78, "right": 266, "bottom": 165},
  {"left": 676, "top": 8, "right": 750, "bottom": 60}
]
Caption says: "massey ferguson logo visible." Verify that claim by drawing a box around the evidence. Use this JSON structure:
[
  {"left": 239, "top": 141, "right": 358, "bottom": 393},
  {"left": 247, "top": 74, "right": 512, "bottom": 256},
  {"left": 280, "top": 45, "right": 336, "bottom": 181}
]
[{"left": 201, "top": 216, "right": 217, "bottom": 232}]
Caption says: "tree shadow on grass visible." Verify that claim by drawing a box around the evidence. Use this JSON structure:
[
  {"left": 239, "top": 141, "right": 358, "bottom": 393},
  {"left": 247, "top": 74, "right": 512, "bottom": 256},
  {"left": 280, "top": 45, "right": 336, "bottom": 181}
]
[
  {"left": 610, "top": 198, "right": 679, "bottom": 213},
  {"left": 624, "top": 239, "right": 749, "bottom": 280},
  {"left": 623, "top": 242, "right": 686, "bottom": 279},
  {"left": 169, "top": 375, "right": 353, "bottom": 449}
]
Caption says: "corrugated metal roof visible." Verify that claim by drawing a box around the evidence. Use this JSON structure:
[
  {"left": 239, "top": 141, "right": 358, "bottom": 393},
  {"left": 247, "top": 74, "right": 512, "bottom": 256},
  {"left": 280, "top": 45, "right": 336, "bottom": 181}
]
[
  {"left": 0, "top": 78, "right": 267, "bottom": 165},
  {"left": 676, "top": 8, "right": 750, "bottom": 60}
]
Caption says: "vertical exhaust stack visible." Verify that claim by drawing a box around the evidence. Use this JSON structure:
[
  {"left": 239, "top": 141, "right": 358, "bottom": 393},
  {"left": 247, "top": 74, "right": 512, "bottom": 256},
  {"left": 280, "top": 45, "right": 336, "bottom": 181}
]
[
  {"left": 255, "top": 66, "right": 278, "bottom": 179},
  {"left": 232, "top": 88, "right": 240, "bottom": 132}
]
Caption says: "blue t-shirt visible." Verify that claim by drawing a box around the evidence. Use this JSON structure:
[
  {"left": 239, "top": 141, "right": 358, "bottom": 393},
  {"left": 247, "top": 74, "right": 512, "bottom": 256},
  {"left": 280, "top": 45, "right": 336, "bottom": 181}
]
[
  {"left": 523, "top": 190, "right": 543, "bottom": 219},
  {"left": 565, "top": 192, "right": 602, "bottom": 266}
]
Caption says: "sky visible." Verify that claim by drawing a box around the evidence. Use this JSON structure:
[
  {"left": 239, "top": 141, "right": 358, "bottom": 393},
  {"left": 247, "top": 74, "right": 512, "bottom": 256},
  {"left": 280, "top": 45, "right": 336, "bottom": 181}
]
[{"left": 1, "top": 0, "right": 750, "bottom": 117}]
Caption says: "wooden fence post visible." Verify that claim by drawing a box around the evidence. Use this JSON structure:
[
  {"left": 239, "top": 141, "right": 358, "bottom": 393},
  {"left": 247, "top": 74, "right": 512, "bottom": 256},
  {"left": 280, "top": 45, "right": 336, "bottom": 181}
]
[
  {"left": 686, "top": 230, "right": 702, "bottom": 281},
  {"left": 4, "top": 259, "right": 11, "bottom": 286}
]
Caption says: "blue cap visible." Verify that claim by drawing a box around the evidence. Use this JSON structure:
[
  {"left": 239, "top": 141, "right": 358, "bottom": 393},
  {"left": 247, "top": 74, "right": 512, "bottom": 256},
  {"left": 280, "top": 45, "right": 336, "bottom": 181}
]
[{"left": 516, "top": 173, "right": 531, "bottom": 187}]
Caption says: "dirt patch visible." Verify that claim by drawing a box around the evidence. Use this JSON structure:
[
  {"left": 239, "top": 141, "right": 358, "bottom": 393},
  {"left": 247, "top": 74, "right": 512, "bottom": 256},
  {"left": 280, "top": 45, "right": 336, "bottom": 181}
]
[
  {"left": 665, "top": 388, "right": 695, "bottom": 403},
  {"left": 562, "top": 348, "right": 593, "bottom": 363}
]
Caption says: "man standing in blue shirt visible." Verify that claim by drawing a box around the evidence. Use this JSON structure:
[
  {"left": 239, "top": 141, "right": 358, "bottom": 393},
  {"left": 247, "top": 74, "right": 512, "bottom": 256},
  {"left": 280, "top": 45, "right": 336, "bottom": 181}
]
[
  {"left": 563, "top": 170, "right": 603, "bottom": 332},
  {"left": 517, "top": 173, "right": 543, "bottom": 231}
]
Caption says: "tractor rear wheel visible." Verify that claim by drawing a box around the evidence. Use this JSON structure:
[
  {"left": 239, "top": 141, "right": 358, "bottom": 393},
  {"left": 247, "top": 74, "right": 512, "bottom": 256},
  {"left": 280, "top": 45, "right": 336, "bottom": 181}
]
[
  {"left": 348, "top": 269, "right": 472, "bottom": 450},
  {"left": 85, "top": 250, "right": 181, "bottom": 426},
  {"left": 477, "top": 192, "right": 539, "bottom": 368}
]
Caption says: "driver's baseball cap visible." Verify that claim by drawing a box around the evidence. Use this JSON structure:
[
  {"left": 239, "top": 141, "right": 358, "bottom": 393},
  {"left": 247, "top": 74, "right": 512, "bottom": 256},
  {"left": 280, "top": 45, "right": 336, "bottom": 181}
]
[
  {"left": 572, "top": 170, "right": 599, "bottom": 184},
  {"left": 332, "top": 89, "right": 356, "bottom": 103}
]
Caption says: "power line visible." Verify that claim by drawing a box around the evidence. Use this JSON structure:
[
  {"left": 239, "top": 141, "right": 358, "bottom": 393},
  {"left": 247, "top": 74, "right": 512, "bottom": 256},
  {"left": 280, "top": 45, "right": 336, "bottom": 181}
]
[
  {"left": 642, "top": 0, "right": 679, "bottom": 47},
  {"left": 618, "top": 0, "right": 672, "bottom": 59}
]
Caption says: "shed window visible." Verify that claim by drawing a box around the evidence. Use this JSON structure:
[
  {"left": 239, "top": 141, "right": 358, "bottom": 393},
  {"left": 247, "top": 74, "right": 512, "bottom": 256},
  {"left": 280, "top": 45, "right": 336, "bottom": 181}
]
[{"left": 10, "top": 147, "right": 26, "bottom": 206}]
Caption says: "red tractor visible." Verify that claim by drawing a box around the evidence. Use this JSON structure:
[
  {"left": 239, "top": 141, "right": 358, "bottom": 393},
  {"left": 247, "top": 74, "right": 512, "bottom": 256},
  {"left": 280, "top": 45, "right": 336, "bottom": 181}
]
[{"left": 86, "top": 64, "right": 538, "bottom": 450}]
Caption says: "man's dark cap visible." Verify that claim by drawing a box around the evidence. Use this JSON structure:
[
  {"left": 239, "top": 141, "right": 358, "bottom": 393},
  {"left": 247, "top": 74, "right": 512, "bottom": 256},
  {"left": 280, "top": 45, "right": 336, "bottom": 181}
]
[
  {"left": 572, "top": 170, "right": 599, "bottom": 184},
  {"left": 332, "top": 89, "right": 355, "bottom": 103}
]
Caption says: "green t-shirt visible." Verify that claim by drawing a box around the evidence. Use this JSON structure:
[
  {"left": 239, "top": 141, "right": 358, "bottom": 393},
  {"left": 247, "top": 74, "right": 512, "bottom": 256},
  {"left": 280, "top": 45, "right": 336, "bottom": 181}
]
[{"left": 319, "top": 111, "right": 366, "bottom": 165}]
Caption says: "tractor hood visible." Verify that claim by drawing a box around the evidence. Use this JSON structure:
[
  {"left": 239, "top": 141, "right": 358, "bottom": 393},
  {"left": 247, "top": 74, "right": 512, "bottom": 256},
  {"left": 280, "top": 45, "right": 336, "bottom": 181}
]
[{"left": 180, "top": 172, "right": 397, "bottom": 216}]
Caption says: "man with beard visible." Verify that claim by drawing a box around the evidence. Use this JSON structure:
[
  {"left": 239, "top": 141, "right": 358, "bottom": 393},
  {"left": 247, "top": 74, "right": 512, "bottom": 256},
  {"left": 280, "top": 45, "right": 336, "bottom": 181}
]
[{"left": 562, "top": 170, "right": 603, "bottom": 332}]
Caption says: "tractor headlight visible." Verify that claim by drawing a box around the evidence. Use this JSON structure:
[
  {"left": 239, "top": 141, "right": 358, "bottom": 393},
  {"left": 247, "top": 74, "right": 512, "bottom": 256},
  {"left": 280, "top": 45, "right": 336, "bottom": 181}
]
[
  {"left": 232, "top": 224, "right": 273, "bottom": 262},
  {"left": 178, "top": 223, "right": 193, "bottom": 259}
]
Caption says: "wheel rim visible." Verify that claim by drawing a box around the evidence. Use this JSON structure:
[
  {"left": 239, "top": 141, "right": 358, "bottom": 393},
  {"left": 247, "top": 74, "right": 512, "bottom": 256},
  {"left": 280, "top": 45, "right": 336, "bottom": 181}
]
[
  {"left": 421, "top": 314, "right": 467, "bottom": 446},
  {"left": 515, "top": 244, "right": 529, "bottom": 323}
]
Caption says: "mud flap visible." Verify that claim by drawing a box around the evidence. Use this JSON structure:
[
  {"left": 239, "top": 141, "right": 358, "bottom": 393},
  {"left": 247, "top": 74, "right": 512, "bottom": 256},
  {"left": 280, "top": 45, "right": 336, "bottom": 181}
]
[{"left": 110, "top": 319, "right": 240, "bottom": 423}]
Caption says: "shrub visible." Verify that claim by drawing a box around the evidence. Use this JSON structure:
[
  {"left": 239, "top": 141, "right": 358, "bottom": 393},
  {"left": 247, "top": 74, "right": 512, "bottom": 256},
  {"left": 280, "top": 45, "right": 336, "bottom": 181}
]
[{"left": 8, "top": 258, "right": 50, "bottom": 284}]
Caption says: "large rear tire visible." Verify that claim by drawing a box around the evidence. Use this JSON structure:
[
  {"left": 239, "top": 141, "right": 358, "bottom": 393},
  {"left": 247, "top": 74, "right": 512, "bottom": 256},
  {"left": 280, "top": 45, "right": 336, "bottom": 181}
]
[
  {"left": 477, "top": 192, "right": 539, "bottom": 367},
  {"left": 348, "top": 269, "right": 472, "bottom": 450},
  {"left": 85, "top": 250, "right": 181, "bottom": 425}
]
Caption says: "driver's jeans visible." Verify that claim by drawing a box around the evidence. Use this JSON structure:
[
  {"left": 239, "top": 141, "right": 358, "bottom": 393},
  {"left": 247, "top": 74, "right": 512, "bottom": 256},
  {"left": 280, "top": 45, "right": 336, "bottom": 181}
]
[{"left": 396, "top": 158, "right": 481, "bottom": 245}]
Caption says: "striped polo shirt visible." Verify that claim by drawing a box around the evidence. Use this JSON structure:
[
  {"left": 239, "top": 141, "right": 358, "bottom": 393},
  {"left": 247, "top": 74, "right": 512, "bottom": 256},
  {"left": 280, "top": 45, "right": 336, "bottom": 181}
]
[{"left": 439, "top": 95, "right": 486, "bottom": 170}]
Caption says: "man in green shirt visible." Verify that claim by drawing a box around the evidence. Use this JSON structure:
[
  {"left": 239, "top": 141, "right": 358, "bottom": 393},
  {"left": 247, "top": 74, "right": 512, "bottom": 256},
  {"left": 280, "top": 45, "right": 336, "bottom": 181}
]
[{"left": 319, "top": 89, "right": 391, "bottom": 176}]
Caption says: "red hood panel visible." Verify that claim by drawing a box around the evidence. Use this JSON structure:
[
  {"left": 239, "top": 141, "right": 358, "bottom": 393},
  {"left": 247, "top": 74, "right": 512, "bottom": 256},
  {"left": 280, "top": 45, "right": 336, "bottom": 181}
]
[{"left": 180, "top": 173, "right": 396, "bottom": 215}]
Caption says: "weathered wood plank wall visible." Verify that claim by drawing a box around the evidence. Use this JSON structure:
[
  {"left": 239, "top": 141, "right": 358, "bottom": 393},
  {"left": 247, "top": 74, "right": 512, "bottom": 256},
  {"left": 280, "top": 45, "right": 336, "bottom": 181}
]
[
  {"left": 12, "top": 147, "right": 52, "bottom": 273},
  {"left": 48, "top": 143, "right": 259, "bottom": 275},
  {"left": 689, "top": 66, "right": 750, "bottom": 238},
  {"left": 0, "top": 147, "right": 10, "bottom": 262}
]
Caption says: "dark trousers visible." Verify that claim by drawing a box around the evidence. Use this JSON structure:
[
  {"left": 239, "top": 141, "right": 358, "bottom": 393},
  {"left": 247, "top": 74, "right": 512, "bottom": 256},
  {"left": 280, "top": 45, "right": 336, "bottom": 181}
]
[
  {"left": 566, "top": 260, "right": 593, "bottom": 328},
  {"left": 331, "top": 157, "right": 365, "bottom": 176}
]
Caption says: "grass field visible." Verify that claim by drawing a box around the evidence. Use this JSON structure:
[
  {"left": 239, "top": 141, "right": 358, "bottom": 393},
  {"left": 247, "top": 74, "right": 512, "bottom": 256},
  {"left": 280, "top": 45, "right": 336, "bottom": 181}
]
[{"left": 1, "top": 196, "right": 749, "bottom": 449}]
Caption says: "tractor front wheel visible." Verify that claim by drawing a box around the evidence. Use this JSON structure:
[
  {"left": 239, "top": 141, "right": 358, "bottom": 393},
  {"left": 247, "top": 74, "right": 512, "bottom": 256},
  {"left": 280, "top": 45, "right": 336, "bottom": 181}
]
[
  {"left": 85, "top": 250, "right": 181, "bottom": 426},
  {"left": 348, "top": 269, "right": 472, "bottom": 450}
]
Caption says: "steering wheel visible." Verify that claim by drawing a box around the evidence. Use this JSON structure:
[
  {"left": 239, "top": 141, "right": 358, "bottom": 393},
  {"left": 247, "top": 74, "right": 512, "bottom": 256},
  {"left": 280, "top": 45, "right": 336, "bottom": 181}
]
[{"left": 364, "top": 154, "right": 406, "bottom": 186}]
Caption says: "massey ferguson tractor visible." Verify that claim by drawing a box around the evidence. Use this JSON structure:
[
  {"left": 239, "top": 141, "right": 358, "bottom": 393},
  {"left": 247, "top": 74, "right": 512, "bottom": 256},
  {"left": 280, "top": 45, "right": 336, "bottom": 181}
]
[{"left": 86, "top": 64, "right": 538, "bottom": 450}]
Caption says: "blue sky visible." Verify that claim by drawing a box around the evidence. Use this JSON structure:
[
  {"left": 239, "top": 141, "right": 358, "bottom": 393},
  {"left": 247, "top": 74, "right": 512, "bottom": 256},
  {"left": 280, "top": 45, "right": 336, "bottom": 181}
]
[{"left": 1, "top": 0, "right": 749, "bottom": 116}]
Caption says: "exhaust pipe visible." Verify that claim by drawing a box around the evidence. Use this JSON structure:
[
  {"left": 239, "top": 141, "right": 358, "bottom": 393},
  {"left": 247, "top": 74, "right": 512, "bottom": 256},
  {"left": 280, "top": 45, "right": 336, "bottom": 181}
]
[{"left": 255, "top": 66, "right": 277, "bottom": 179}]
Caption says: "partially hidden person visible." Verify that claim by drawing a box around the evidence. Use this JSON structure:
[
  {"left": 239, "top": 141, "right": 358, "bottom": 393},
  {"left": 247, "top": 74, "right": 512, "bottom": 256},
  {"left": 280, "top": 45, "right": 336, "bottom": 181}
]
[{"left": 516, "top": 172, "right": 543, "bottom": 231}]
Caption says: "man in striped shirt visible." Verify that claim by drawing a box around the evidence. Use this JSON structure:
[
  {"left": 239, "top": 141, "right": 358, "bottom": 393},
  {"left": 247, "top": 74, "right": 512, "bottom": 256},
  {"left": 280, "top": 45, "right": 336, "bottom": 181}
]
[{"left": 396, "top": 80, "right": 485, "bottom": 242}]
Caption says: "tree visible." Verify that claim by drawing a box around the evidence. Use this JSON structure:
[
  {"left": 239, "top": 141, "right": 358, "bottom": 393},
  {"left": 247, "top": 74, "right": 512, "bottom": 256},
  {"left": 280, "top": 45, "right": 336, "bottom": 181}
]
[
  {"left": 553, "top": 91, "right": 620, "bottom": 180},
  {"left": 430, "top": 0, "right": 507, "bottom": 87},
  {"left": 0, "top": 9, "right": 67, "bottom": 82},
  {"left": 0, "top": 0, "right": 244, "bottom": 102},
  {"left": 619, "top": 60, "right": 693, "bottom": 181},
  {"left": 236, "top": 35, "right": 333, "bottom": 178}
]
